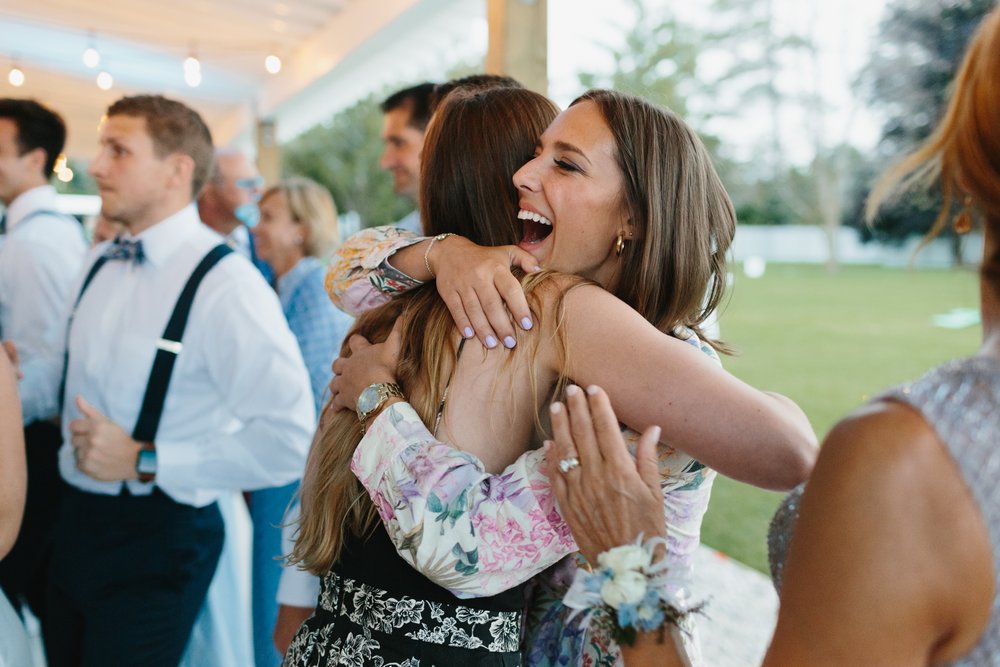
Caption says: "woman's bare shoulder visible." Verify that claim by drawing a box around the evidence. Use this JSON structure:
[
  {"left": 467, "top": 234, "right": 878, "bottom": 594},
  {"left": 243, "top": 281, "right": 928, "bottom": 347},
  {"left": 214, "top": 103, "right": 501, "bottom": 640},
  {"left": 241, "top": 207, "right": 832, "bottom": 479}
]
[{"left": 771, "top": 399, "right": 994, "bottom": 664}]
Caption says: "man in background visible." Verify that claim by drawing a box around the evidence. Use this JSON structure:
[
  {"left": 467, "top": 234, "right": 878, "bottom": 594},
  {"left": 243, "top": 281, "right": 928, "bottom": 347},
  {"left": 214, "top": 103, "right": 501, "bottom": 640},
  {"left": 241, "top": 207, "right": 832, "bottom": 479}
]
[
  {"left": 45, "top": 94, "right": 313, "bottom": 666},
  {"left": 378, "top": 82, "right": 436, "bottom": 233},
  {"left": 0, "top": 98, "right": 86, "bottom": 636},
  {"left": 198, "top": 147, "right": 271, "bottom": 277}
]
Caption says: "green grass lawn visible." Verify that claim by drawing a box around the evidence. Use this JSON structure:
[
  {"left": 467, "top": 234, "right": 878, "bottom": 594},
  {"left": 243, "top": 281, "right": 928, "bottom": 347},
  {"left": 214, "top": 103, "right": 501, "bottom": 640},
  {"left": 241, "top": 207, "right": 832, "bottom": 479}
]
[{"left": 701, "top": 263, "right": 981, "bottom": 573}]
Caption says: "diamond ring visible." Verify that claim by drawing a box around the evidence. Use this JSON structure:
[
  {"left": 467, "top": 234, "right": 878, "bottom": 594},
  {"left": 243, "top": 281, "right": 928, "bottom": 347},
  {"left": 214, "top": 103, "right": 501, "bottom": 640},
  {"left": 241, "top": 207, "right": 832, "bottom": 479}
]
[{"left": 558, "top": 457, "right": 580, "bottom": 473}]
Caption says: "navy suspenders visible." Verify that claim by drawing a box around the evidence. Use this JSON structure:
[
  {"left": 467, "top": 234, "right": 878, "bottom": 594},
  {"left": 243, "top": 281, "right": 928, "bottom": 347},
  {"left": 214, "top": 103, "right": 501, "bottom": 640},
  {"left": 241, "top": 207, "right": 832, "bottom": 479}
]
[
  {"left": 131, "top": 244, "right": 231, "bottom": 442},
  {"left": 62, "top": 243, "right": 233, "bottom": 443}
]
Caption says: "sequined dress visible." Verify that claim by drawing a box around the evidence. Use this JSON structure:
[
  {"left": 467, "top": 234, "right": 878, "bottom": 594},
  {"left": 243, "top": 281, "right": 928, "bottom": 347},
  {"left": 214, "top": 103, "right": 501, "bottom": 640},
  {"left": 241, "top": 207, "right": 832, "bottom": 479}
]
[{"left": 768, "top": 356, "right": 1000, "bottom": 665}]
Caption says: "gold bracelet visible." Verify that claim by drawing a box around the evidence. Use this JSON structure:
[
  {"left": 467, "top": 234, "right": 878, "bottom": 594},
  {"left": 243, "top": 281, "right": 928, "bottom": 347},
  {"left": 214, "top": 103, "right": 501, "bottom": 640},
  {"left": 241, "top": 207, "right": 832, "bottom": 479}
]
[{"left": 423, "top": 233, "right": 456, "bottom": 278}]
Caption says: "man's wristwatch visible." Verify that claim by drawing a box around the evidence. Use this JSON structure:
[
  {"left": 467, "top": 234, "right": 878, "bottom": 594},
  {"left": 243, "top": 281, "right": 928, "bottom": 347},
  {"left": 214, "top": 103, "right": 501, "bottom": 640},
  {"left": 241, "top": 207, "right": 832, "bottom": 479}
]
[
  {"left": 356, "top": 382, "right": 405, "bottom": 432},
  {"left": 136, "top": 442, "right": 157, "bottom": 483}
]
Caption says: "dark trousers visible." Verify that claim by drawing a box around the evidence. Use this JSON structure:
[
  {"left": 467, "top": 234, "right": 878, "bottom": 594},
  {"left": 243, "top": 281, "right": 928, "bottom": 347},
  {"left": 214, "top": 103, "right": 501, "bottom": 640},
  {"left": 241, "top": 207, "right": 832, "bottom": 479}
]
[
  {"left": 45, "top": 485, "right": 224, "bottom": 667},
  {"left": 0, "top": 420, "right": 64, "bottom": 630}
]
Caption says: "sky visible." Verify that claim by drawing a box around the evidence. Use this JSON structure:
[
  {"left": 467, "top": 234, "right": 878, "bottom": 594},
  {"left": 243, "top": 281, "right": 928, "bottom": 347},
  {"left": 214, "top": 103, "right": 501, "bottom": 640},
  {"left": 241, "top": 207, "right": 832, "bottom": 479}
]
[{"left": 547, "top": 0, "right": 890, "bottom": 165}]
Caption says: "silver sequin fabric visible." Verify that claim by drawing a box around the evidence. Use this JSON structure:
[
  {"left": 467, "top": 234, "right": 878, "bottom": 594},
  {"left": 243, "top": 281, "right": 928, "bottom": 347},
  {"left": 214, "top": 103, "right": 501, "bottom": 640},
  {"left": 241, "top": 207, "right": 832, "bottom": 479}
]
[{"left": 767, "top": 356, "right": 1000, "bottom": 665}]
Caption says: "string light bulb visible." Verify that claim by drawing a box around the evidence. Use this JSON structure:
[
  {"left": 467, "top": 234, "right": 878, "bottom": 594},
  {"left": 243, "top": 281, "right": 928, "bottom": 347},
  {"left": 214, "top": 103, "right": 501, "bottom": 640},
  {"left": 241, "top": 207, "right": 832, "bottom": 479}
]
[
  {"left": 8, "top": 66, "right": 24, "bottom": 87},
  {"left": 83, "top": 30, "right": 100, "bottom": 68},
  {"left": 183, "top": 47, "right": 202, "bottom": 88},
  {"left": 265, "top": 54, "right": 282, "bottom": 74},
  {"left": 83, "top": 47, "right": 100, "bottom": 68},
  {"left": 96, "top": 71, "right": 113, "bottom": 90},
  {"left": 57, "top": 167, "right": 74, "bottom": 183},
  {"left": 184, "top": 67, "right": 202, "bottom": 87}
]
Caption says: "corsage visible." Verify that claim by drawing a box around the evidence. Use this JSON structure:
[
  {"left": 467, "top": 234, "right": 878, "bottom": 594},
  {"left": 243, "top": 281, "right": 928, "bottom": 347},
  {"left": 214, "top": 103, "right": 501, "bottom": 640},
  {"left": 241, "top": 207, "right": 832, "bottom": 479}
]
[{"left": 562, "top": 536, "right": 702, "bottom": 647}]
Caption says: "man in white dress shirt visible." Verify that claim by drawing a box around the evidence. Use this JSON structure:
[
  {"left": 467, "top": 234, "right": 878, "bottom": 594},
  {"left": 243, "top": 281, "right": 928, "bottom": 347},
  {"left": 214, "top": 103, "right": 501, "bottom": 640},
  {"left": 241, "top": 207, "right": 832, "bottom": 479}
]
[
  {"left": 43, "top": 95, "right": 314, "bottom": 666},
  {"left": 0, "top": 98, "right": 86, "bottom": 635}
]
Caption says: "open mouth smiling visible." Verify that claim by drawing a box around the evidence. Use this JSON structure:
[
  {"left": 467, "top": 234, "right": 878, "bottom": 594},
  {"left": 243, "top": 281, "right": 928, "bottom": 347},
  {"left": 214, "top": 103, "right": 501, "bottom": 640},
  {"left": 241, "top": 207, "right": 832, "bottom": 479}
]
[{"left": 517, "top": 209, "right": 553, "bottom": 246}]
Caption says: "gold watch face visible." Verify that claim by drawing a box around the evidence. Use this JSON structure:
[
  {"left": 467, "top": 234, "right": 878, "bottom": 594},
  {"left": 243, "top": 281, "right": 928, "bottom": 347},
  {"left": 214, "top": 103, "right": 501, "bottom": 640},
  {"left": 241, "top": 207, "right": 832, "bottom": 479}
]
[{"left": 357, "top": 384, "right": 384, "bottom": 416}]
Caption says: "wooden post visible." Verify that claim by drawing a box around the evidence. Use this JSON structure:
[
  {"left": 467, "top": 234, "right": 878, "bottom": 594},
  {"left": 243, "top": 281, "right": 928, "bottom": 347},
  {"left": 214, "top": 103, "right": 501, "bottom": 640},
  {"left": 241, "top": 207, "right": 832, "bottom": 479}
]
[
  {"left": 486, "top": 0, "right": 548, "bottom": 96},
  {"left": 256, "top": 118, "right": 281, "bottom": 185}
]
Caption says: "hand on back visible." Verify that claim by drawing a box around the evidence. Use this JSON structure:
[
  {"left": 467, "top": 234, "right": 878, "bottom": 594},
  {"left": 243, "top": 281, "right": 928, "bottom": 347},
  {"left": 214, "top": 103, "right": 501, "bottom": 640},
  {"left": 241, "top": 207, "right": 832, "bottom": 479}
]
[{"left": 429, "top": 236, "right": 540, "bottom": 350}]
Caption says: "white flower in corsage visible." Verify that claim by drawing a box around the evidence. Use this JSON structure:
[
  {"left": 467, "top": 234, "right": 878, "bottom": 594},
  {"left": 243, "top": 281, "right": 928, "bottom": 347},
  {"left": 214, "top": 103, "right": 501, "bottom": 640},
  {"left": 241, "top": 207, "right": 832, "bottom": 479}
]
[{"left": 562, "top": 536, "right": 702, "bottom": 647}]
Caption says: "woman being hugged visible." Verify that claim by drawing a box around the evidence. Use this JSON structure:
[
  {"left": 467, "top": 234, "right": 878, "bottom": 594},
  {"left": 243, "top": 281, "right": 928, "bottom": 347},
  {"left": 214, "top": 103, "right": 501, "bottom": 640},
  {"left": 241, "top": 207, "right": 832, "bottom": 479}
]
[{"left": 319, "top": 87, "right": 815, "bottom": 665}]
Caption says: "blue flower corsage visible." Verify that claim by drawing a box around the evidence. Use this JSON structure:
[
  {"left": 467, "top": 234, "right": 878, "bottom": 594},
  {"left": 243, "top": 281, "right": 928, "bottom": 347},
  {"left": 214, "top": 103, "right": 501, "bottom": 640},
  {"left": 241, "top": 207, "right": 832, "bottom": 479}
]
[{"left": 562, "top": 536, "right": 703, "bottom": 647}]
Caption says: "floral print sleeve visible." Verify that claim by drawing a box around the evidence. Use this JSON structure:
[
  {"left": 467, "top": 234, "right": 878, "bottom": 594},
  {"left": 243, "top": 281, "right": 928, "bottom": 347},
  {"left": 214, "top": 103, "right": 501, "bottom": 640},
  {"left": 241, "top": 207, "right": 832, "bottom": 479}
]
[
  {"left": 324, "top": 225, "right": 426, "bottom": 317},
  {"left": 352, "top": 328, "right": 722, "bottom": 608},
  {"left": 352, "top": 402, "right": 577, "bottom": 600}
]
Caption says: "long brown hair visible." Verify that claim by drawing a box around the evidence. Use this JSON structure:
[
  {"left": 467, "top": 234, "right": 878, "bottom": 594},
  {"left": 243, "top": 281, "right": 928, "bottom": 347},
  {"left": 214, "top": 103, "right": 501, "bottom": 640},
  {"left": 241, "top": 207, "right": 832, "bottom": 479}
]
[
  {"left": 572, "top": 90, "right": 736, "bottom": 351},
  {"left": 292, "top": 88, "right": 562, "bottom": 574}
]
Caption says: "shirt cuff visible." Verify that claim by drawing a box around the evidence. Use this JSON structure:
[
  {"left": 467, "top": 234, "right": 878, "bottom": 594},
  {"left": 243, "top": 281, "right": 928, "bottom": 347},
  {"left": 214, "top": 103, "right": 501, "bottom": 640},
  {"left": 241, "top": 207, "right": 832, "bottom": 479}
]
[
  {"left": 351, "top": 402, "right": 426, "bottom": 490},
  {"left": 277, "top": 565, "right": 321, "bottom": 607}
]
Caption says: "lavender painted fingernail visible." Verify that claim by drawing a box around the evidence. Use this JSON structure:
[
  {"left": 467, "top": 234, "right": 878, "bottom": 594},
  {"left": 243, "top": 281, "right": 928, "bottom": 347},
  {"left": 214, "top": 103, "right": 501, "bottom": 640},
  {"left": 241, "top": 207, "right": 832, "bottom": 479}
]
[
  {"left": 463, "top": 327, "right": 474, "bottom": 339},
  {"left": 485, "top": 336, "right": 498, "bottom": 349},
  {"left": 521, "top": 317, "right": 533, "bottom": 330},
  {"left": 566, "top": 384, "right": 580, "bottom": 396},
  {"left": 503, "top": 336, "right": 517, "bottom": 349}
]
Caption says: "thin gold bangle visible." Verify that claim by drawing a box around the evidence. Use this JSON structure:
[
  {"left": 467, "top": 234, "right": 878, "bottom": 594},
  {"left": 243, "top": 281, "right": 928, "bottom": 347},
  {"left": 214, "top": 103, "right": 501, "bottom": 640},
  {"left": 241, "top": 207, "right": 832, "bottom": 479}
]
[{"left": 423, "top": 233, "right": 456, "bottom": 278}]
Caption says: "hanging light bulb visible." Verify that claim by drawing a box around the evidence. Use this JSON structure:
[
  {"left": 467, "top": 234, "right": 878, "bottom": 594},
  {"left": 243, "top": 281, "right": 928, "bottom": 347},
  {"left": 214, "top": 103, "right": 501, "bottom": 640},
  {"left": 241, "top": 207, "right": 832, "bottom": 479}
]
[
  {"left": 184, "top": 67, "right": 202, "bottom": 87},
  {"left": 83, "top": 47, "right": 100, "bottom": 68},
  {"left": 96, "top": 71, "right": 113, "bottom": 90},
  {"left": 57, "top": 167, "right": 74, "bottom": 183},
  {"left": 8, "top": 66, "right": 24, "bottom": 87},
  {"left": 83, "top": 30, "right": 100, "bottom": 68},
  {"left": 183, "top": 44, "right": 202, "bottom": 88},
  {"left": 265, "top": 54, "right": 282, "bottom": 74}
]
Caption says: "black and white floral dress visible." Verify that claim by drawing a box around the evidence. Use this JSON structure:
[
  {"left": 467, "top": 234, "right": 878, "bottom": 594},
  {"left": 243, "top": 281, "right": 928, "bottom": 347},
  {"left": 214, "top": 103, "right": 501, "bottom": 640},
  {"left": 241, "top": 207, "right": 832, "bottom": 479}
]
[{"left": 283, "top": 527, "right": 523, "bottom": 666}]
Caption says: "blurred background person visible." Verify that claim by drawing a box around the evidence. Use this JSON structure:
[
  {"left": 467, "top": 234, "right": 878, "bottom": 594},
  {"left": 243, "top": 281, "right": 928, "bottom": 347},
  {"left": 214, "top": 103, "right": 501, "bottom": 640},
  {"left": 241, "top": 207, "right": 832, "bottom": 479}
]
[
  {"left": 378, "top": 82, "right": 436, "bottom": 233},
  {"left": 198, "top": 147, "right": 270, "bottom": 278},
  {"left": 0, "top": 97, "right": 85, "bottom": 644},
  {"left": 88, "top": 212, "right": 123, "bottom": 245},
  {"left": 251, "top": 176, "right": 351, "bottom": 667}
]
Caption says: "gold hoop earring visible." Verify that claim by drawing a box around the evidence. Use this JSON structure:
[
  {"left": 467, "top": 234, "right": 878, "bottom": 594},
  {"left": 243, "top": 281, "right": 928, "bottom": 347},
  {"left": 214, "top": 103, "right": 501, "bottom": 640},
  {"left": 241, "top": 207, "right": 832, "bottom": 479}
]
[
  {"left": 953, "top": 195, "right": 974, "bottom": 235},
  {"left": 615, "top": 234, "right": 626, "bottom": 257}
]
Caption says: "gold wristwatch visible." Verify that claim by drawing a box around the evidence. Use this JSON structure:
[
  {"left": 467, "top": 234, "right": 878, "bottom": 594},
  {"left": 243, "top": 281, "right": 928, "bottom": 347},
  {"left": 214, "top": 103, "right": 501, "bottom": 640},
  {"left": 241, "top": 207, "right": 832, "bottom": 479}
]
[{"left": 356, "top": 382, "right": 405, "bottom": 432}]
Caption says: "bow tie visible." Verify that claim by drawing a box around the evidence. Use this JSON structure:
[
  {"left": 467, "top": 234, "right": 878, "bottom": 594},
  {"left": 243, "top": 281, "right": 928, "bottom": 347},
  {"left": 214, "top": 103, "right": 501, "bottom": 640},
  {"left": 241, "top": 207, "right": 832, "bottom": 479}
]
[{"left": 104, "top": 236, "right": 145, "bottom": 264}]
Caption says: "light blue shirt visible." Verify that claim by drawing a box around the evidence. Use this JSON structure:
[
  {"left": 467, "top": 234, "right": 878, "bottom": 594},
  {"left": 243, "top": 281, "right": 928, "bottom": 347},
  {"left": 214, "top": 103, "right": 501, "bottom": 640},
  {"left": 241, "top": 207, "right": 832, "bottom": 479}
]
[{"left": 277, "top": 256, "right": 353, "bottom": 413}]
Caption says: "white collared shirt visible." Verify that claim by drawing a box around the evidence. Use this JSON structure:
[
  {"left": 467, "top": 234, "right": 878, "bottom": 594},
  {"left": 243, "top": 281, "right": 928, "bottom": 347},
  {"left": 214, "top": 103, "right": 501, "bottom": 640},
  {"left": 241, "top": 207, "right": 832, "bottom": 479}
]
[
  {"left": 0, "top": 185, "right": 87, "bottom": 423},
  {"left": 224, "top": 224, "right": 253, "bottom": 259},
  {"left": 59, "top": 204, "right": 315, "bottom": 506}
]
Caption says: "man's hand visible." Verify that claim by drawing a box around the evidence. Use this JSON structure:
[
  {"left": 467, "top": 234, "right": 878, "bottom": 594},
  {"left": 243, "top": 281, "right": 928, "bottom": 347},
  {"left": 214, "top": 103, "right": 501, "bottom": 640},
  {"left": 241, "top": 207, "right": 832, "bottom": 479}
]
[
  {"left": 2, "top": 341, "right": 22, "bottom": 380},
  {"left": 329, "top": 320, "right": 403, "bottom": 413},
  {"left": 69, "top": 395, "right": 143, "bottom": 481}
]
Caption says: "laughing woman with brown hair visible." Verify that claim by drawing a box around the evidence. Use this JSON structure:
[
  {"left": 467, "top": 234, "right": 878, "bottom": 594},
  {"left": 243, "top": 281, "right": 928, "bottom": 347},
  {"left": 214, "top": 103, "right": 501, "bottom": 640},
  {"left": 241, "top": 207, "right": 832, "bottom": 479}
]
[{"left": 298, "top": 85, "right": 815, "bottom": 665}]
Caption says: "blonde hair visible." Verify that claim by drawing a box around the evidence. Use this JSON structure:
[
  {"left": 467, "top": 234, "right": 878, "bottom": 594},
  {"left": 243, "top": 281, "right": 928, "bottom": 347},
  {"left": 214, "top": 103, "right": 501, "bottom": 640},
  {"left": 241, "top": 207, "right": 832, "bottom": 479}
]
[
  {"left": 260, "top": 177, "right": 339, "bottom": 258},
  {"left": 866, "top": 7, "right": 1000, "bottom": 233}
]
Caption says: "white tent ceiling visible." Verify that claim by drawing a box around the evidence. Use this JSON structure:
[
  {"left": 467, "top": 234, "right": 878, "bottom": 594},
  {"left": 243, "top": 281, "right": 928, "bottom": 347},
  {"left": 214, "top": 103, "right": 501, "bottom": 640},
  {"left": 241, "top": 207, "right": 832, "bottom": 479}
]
[{"left": 0, "top": 0, "right": 485, "bottom": 160}]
